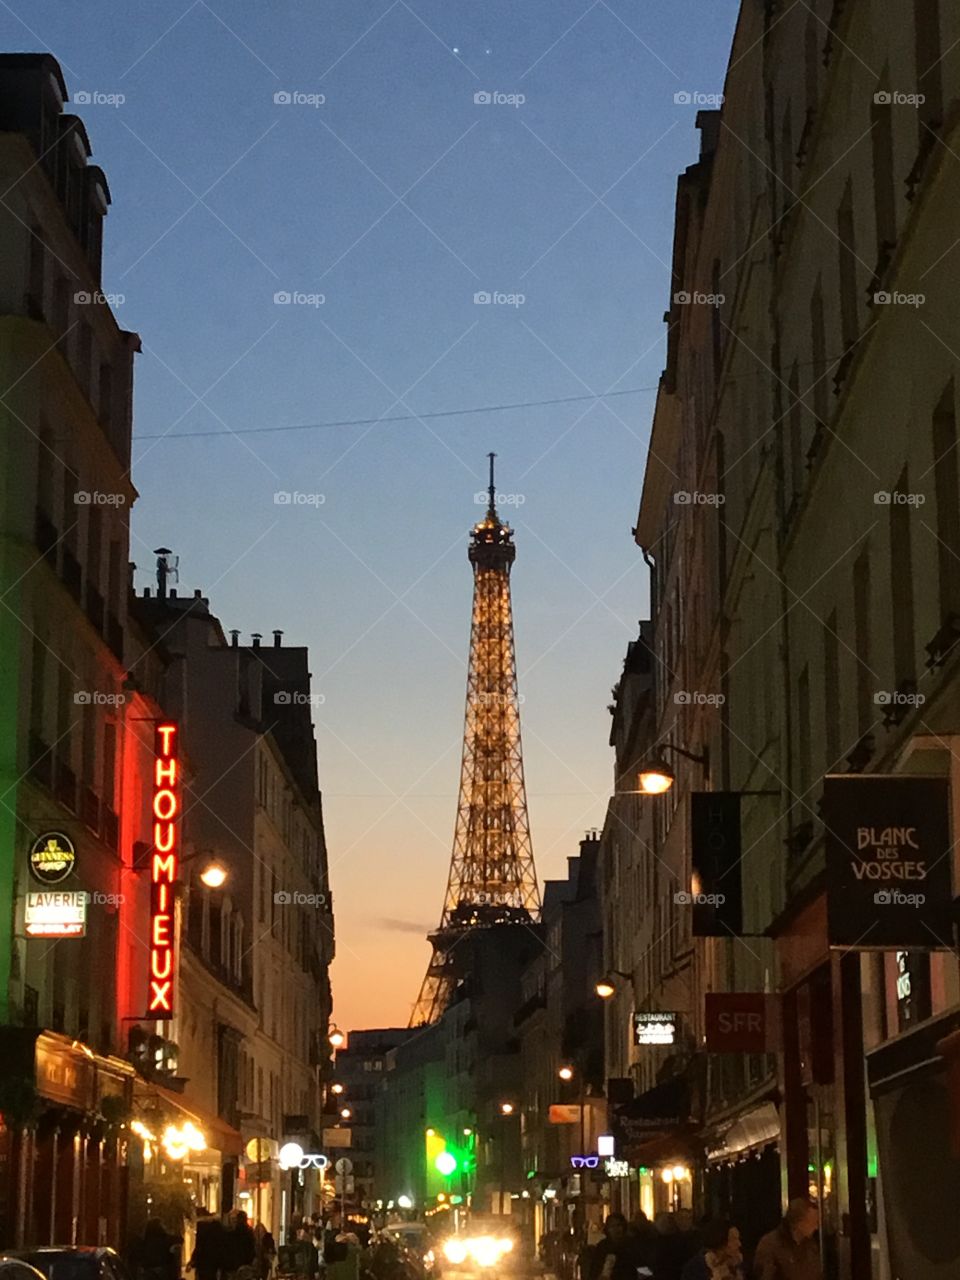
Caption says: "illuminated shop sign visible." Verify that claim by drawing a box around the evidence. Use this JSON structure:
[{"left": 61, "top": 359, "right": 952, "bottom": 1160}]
[
  {"left": 25, "top": 890, "right": 87, "bottom": 937},
  {"left": 605, "top": 1159, "right": 630, "bottom": 1178},
  {"left": 29, "top": 832, "right": 76, "bottom": 885},
  {"left": 148, "top": 723, "right": 179, "bottom": 1018},
  {"left": 633, "top": 1011, "right": 678, "bottom": 1046}
]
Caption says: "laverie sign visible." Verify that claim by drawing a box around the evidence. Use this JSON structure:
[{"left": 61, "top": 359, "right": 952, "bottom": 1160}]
[{"left": 824, "top": 775, "right": 954, "bottom": 948}]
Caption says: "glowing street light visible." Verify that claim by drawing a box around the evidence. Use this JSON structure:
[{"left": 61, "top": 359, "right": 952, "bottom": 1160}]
[
  {"left": 595, "top": 979, "right": 617, "bottom": 999},
  {"left": 558, "top": 1065, "right": 574, "bottom": 1081},
  {"left": 331, "top": 1083, "right": 344, "bottom": 1095},
  {"left": 499, "top": 1102, "right": 514, "bottom": 1116},
  {"left": 329, "top": 1027, "right": 346, "bottom": 1049},
  {"left": 199, "top": 860, "right": 228, "bottom": 888},
  {"left": 637, "top": 758, "right": 676, "bottom": 795},
  {"left": 340, "top": 1107, "right": 352, "bottom": 1120}
]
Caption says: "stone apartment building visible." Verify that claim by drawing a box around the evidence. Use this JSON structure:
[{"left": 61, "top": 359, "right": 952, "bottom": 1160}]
[
  {"left": 131, "top": 586, "right": 335, "bottom": 1235},
  {"left": 605, "top": 1, "right": 960, "bottom": 1277},
  {"left": 0, "top": 52, "right": 149, "bottom": 1245}
]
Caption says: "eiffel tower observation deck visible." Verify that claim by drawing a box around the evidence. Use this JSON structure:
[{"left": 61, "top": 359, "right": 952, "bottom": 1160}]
[{"left": 410, "top": 455, "right": 541, "bottom": 1026}]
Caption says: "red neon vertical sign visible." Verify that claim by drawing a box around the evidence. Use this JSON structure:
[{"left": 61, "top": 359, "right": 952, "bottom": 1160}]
[{"left": 148, "top": 722, "right": 179, "bottom": 1018}]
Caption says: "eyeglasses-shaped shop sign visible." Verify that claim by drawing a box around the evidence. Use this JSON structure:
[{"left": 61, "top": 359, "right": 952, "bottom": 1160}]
[{"left": 823, "top": 774, "right": 955, "bottom": 949}]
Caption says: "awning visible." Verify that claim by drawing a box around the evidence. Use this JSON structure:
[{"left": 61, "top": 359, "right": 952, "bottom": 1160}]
[
  {"left": 627, "top": 1130, "right": 702, "bottom": 1166},
  {"left": 146, "top": 1082, "right": 244, "bottom": 1157},
  {"left": 705, "top": 1101, "right": 780, "bottom": 1162}
]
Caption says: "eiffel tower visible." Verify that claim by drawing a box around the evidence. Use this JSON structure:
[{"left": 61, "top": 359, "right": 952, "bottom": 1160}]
[{"left": 411, "top": 455, "right": 541, "bottom": 1026}]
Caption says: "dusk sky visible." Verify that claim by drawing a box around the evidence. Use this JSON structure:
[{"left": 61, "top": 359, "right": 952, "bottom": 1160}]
[{"left": 2, "top": 1, "right": 738, "bottom": 1030}]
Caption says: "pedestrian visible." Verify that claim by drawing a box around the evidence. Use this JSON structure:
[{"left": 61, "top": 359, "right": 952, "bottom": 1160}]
[
  {"left": 190, "top": 1210, "right": 226, "bottom": 1280},
  {"left": 587, "top": 1213, "right": 636, "bottom": 1280},
  {"left": 224, "top": 1209, "right": 257, "bottom": 1280},
  {"left": 679, "top": 1219, "right": 743, "bottom": 1280},
  {"left": 753, "top": 1199, "right": 821, "bottom": 1280},
  {"left": 131, "top": 1218, "right": 181, "bottom": 1280},
  {"left": 254, "top": 1222, "right": 277, "bottom": 1280},
  {"left": 627, "top": 1211, "right": 658, "bottom": 1277}
]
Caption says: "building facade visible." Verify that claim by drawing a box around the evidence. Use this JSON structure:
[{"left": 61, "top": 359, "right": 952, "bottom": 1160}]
[
  {"left": 131, "top": 586, "right": 335, "bottom": 1238},
  {"left": 607, "top": 2, "right": 960, "bottom": 1278}
]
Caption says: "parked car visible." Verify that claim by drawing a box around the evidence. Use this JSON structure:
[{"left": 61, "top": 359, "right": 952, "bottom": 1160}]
[
  {"left": 5, "top": 1247, "right": 132, "bottom": 1280},
  {"left": 0, "top": 1259, "right": 48, "bottom": 1280}
]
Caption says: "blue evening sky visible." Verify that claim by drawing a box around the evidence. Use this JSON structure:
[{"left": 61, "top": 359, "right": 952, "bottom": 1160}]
[{"left": 2, "top": 0, "right": 738, "bottom": 1027}]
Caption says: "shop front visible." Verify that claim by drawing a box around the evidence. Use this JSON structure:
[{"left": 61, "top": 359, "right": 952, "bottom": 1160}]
[
  {"left": 702, "top": 1100, "right": 781, "bottom": 1257},
  {"left": 128, "top": 1079, "right": 243, "bottom": 1256},
  {"left": 0, "top": 1028, "right": 134, "bottom": 1248},
  {"left": 867, "top": 1007, "right": 960, "bottom": 1280}
]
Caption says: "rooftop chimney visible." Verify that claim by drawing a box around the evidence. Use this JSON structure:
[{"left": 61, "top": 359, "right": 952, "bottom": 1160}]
[
  {"left": 230, "top": 630, "right": 240, "bottom": 648},
  {"left": 273, "top": 630, "right": 283, "bottom": 648},
  {"left": 251, "top": 633, "right": 262, "bottom": 648}
]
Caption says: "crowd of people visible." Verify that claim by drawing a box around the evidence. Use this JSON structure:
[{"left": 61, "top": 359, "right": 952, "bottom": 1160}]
[
  {"left": 128, "top": 1210, "right": 276, "bottom": 1280},
  {"left": 574, "top": 1197, "right": 822, "bottom": 1280}
]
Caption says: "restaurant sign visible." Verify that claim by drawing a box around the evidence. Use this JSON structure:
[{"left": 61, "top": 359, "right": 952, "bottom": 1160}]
[{"left": 823, "top": 775, "right": 954, "bottom": 948}]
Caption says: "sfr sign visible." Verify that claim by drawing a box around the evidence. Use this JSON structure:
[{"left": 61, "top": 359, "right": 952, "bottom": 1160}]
[{"left": 704, "top": 993, "right": 780, "bottom": 1053}]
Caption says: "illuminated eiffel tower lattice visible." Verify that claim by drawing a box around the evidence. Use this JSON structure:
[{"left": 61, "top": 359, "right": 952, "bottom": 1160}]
[{"left": 410, "top": 455, "right": 541, "bottom": 1026}]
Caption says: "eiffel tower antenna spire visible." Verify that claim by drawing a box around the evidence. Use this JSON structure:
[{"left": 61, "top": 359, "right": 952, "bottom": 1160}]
[{"left": 411, "top": 458, "right": 541, "bottom": 1026}]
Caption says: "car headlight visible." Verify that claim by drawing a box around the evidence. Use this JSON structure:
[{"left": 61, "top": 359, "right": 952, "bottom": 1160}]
[{"left": 443, "top": 1240, "right": 468, "bottom": 1265}]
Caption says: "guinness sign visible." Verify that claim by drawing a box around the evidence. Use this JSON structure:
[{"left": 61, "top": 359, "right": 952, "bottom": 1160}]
[
  {"left": 824, "top": 775, "right": 954, "bottom": 948},
  {"left": 29, "top": 832, "right": 76, "bottom": 885}
]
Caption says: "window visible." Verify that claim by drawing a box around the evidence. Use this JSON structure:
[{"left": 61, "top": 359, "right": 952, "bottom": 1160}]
[
  {"left": 871, "top": 87, "right": 897, "bottom": 253},
  {"left": 889, "top": 466, "right": 916, "bottom": 687},
  {"left": 853, "top": 548, "right": 872, "bottom": 736},
  {"left": 823, "top": 611, "right": 840, "bottom": 767},
  {"left": 913, "top": 0, "right": 943, "bottom": 130},
  {"left": 932, "top": 382, "right": 960, "bottom": 620},
  {"left": 810, "top": 280, "right": 827, "bottom": 424},
  {"left": 837, "top": 182, "right": 859, "bottom": 349}
]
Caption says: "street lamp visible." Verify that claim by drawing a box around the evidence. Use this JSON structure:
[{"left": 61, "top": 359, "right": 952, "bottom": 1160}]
[
  {"left": 497, "top": 1103, "right": 515, "bottom": 1216},
  {"left": 499, "top": 1102, "right": 514, "bottom": 1115},
  {"left": 198, "top": 860, "right": 228, "bottom": 888},
  {"left": 633, "top": 744, "right": 709, "bottom": 795},
  {"left": 595, "top": 970, "right": 633, "bottom": 999},
  {"left": 331, "top": 1083, "right": 344, "bottom": 1095},
  {"left": 558, "top": 1066, "right": 574, "bottom": 1082},
  {"left": 329, "top": 1027, "right": 346, "bottom": 1049},
  {"left": 340, "top": 1107, "right": 352, "bottom": 1120}
]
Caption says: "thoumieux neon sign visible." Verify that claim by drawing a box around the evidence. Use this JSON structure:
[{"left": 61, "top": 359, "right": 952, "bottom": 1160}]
[{"left": 148, "top": 722, "right": 179, "bottom": 1018}]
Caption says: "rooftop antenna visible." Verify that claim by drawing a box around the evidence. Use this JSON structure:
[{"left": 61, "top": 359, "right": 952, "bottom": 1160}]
[
  {"left": 487, "top": 451, "right": 497, "bottom": 518},
  {"left": 154, "top": 547, "right": 179, "bottom": 599}
]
